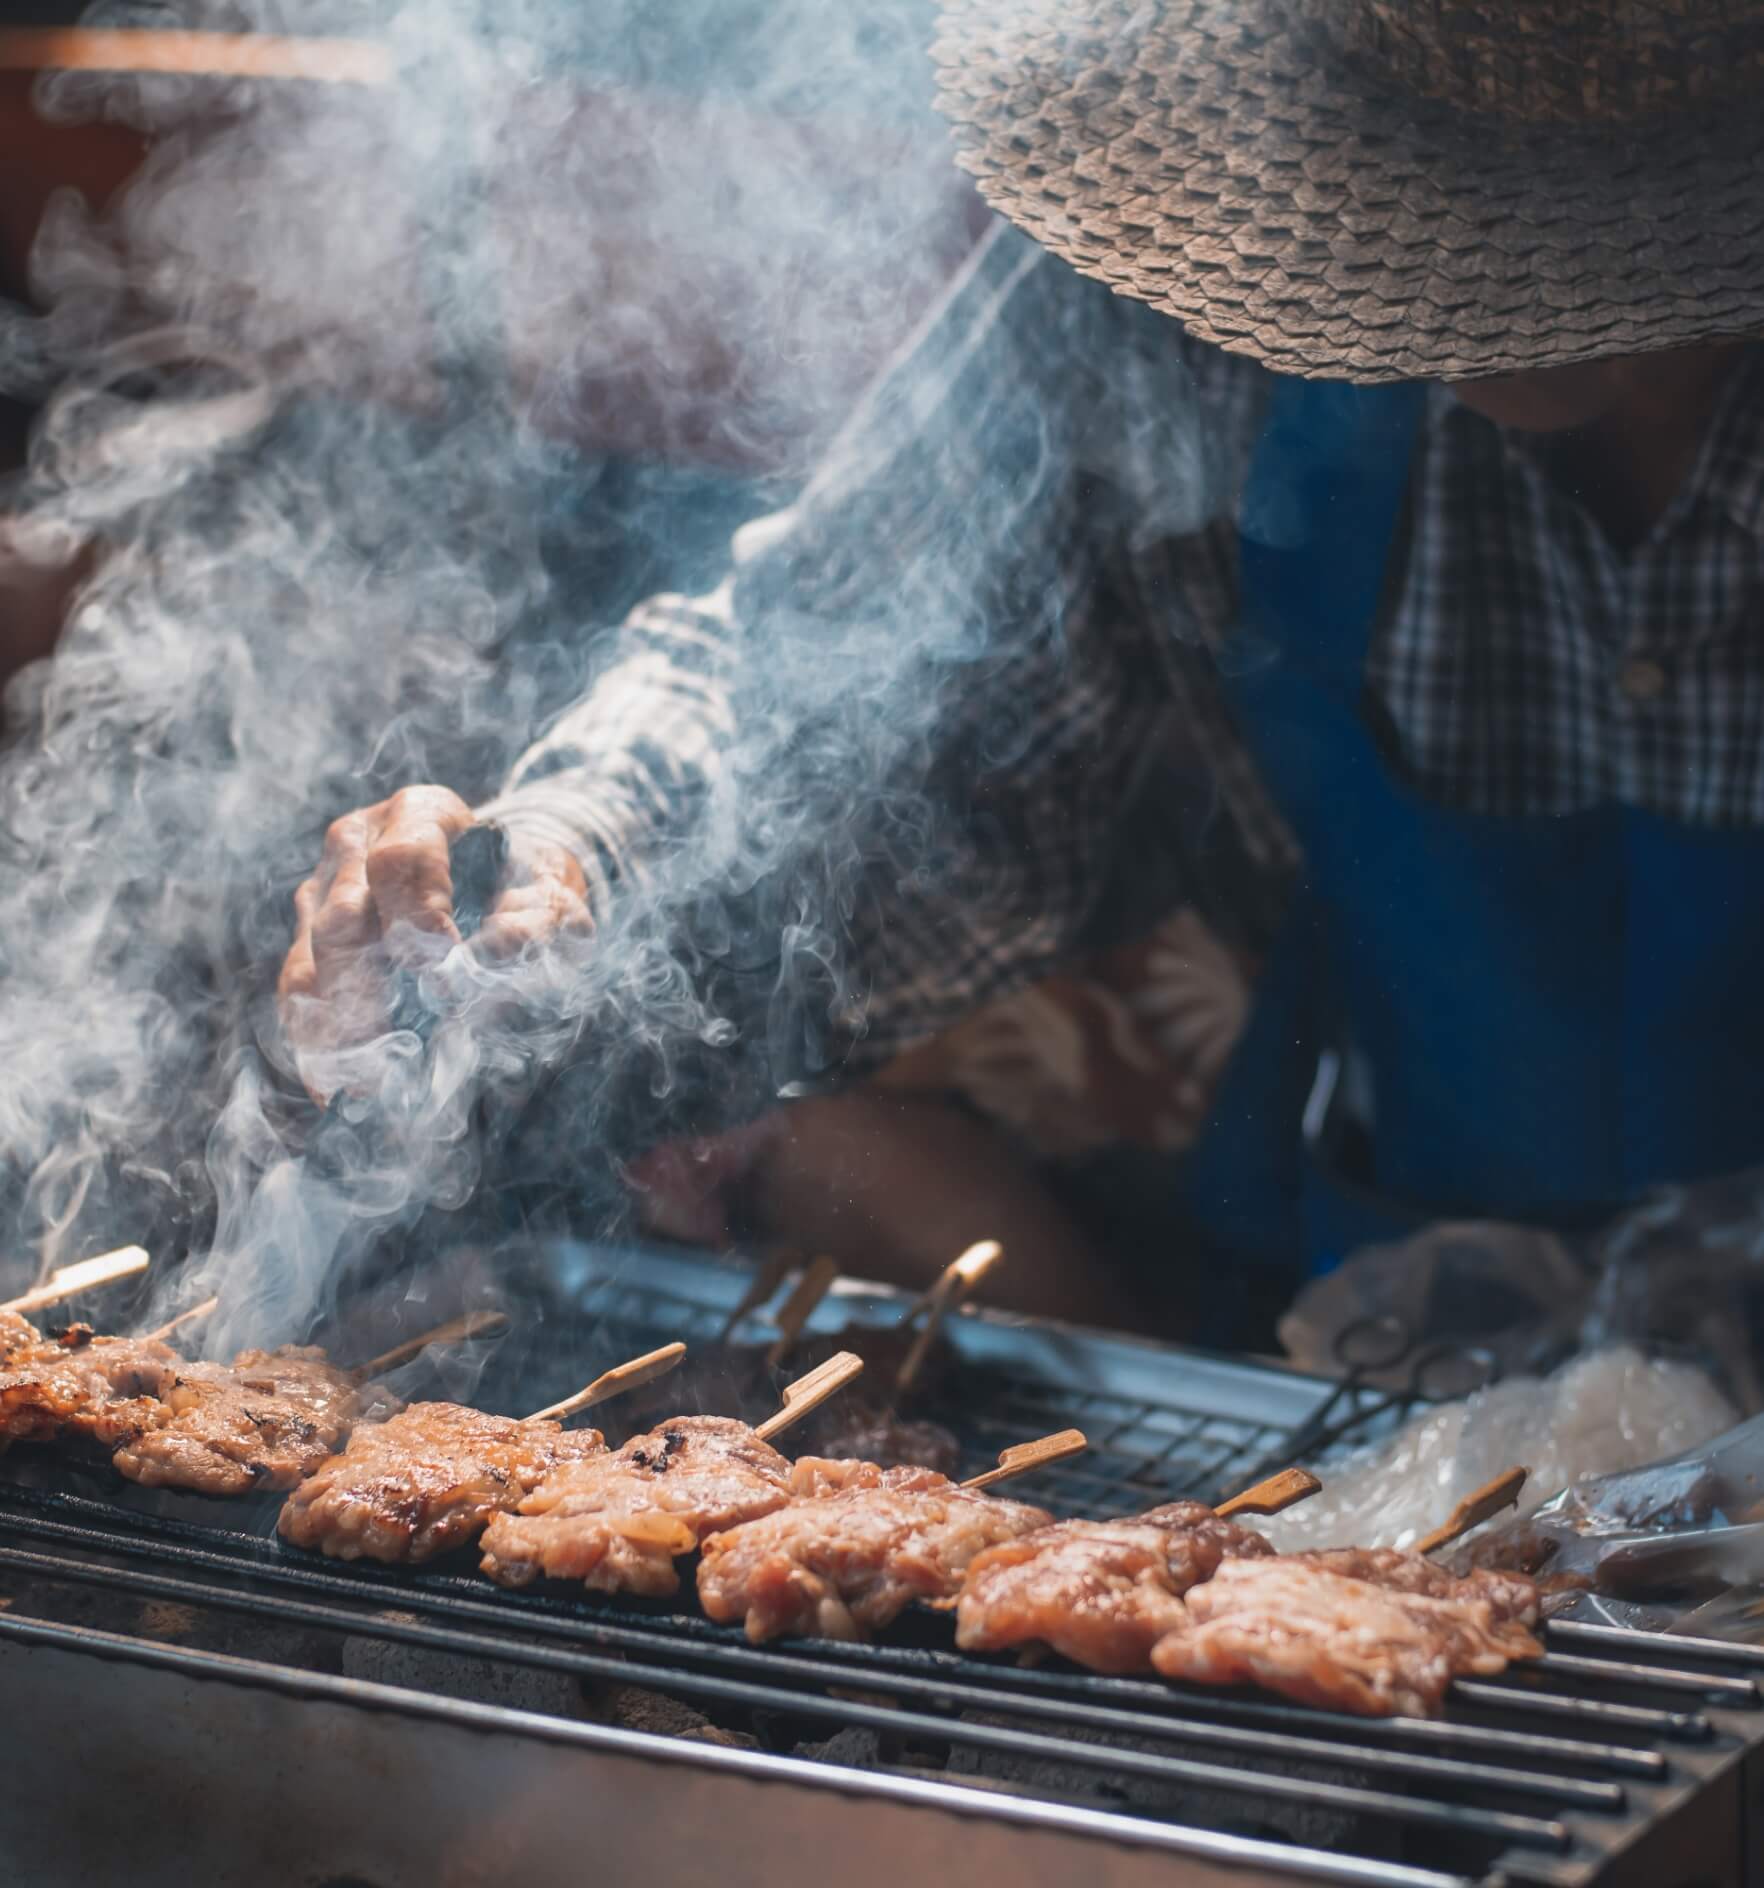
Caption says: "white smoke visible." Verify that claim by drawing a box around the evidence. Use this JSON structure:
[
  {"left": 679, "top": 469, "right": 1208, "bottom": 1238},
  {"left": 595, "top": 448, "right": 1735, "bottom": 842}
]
[{"left": 0, "top": 0, "right": 1210, "bottom": 1353}]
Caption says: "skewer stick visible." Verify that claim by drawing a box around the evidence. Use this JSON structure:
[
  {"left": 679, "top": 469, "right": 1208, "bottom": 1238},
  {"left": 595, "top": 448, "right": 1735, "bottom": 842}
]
[
  {"left": 717, "top": 1245, "right": 803, "bottom": 1343},
  {"left": 1215, "top": 1466, "right": 1324, "bottom": 1520},
  {"left": 895, "top": 1240, "right": 1004, "bottom": 1396},
  {"left": 524, "top": 1343, "right": 688, "bottom": 1424},
  {"left": 1415, "top": 1466, "right": 1530, "bottom": 1556},
  {"left": 0, "top": 1246, "right": 150, "bottom": 1318},
  {"left": 143, "top": 1296, "right": 220, "bottom": 1344},
  {"left": 764, "top": 1255, "right": 841, "bottom": 1370},
  {"left": 752, "top": 1350, "right": 865, "bottom": 1443},
  {"left": 961, "top": 1429, "right": 1088, "bottom": 1493},
  {"left": 355, "top": 1310, "right": 510, "bottom": 1380},
  {"left": 0, "top": 29, "right": 394, "bottom": 86}
]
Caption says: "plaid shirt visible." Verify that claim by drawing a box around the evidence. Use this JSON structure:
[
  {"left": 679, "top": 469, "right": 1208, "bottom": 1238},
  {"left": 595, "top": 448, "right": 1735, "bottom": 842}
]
[{"left": 483, "top": 221, "right": 1764, "bottom": 1076}]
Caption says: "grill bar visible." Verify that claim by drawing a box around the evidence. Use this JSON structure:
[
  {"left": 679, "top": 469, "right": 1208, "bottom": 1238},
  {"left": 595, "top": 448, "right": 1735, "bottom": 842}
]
[
  {"left": 0, "top": 1538, "right": 1579, "bottom": 1852},
  {"left": 1518, "top": 1653, "right": 1758, "bottom": 1704},
  {"left": 1548, "top": 1618, "right": 1764, "bottom": 1668},
  {"left": 1448, "top": 1682, "right": 1709, "bottom": 1739}
]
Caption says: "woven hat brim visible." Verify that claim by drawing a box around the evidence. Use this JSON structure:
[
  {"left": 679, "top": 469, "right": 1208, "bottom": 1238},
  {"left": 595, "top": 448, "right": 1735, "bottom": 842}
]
[{"left": 933, "top": 0, "right": 1764, "bottom": 383}]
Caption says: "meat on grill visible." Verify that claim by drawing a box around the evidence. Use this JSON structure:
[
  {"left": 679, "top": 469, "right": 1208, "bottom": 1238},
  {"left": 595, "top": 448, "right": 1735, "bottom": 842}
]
[
  {"left": 697, "top": 1457, "right": 1052, "bottom": 1643},
  {"left": 111, "top": 1347, "right": 396, "bottom": 1496},
  {"left": 0, "top": 1322, "right": 180, "bottom": 1450},
  {"left": 1148, "top": 1553, "right": 1544, "bottom": 1717},
  {"left": 278, "top": 1402, "right": 609, "bottom": 1562},
  {"left": 954, "top": 1501, "right": 1276, "bottom": 1673},
  {"left": 1297, "top": 1546, "right": 1541, "bottom": 1622},
  {"left": 479, "top": 1415, "right": 793, "bottom": 1597}
]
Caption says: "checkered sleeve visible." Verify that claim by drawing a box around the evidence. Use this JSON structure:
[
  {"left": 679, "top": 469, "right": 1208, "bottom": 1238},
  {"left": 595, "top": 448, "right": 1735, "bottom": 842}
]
[{"left": 483, "top": 220, "right": 1223, "bottom": 1075}]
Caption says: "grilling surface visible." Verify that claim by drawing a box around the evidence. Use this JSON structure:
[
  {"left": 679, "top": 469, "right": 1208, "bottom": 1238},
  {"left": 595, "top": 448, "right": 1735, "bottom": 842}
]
[{"left": 3, "top": 1239, "right": 1762, "bottom": 1887}]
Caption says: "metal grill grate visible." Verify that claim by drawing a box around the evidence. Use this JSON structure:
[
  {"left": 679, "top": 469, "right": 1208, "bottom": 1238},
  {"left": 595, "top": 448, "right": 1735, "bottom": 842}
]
[{"left": 549, "top": 1242, "right": 1366, "bottom": 1511}]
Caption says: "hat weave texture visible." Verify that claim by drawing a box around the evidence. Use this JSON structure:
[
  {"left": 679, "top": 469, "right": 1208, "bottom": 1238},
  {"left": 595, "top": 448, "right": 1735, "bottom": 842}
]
[{"left": 931, "top": 0, "right": 1764, "bottom": 381}]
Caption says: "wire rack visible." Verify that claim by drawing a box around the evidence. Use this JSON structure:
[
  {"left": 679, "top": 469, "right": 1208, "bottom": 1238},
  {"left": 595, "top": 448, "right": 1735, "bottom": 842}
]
[{"left": 526, "top": 1242, "right": 1377, "bottom": 1514}]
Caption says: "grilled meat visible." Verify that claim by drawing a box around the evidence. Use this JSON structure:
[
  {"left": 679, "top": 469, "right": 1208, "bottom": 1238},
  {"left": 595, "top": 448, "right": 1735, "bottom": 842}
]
[
  {"left": 697, "top": 1457, "right": 1052, "bottom": 1644},
  {"left": 1149, "top": 1554, "right": 1543, "bottom": 1717},
  {"left": 954, "top": 1501, "right": 1276, "bottom": 1673},
  {"left": 1296, "top": 1546, "right": 1541, "bottom": 1622},
  {"left": 111, "top": 1346, "right": 395, "bottom": 1496},
  {"left": 0, "top": 1325, "right": 179, "bottom": 1449},
  {"left": 279, "top": 1402, "right": 608, "bottom": 1563},
  {"left": 480, "top": 1415, "right": 793, "bottom": 1597}
]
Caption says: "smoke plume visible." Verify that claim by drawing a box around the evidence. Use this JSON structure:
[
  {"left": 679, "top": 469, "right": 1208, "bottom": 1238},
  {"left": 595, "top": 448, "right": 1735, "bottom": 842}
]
[{"left": 0, "top": 0, "right": 1211, "bottom": 1354}]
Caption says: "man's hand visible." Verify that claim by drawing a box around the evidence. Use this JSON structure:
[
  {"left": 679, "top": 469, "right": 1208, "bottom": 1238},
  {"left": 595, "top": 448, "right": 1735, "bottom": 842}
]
[{"left": 277, "top": 784, "right": 590, "bottom": 1098}]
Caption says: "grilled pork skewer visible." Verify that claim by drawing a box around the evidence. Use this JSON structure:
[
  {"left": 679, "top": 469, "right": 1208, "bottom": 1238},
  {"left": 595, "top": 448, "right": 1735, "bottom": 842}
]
[
  {"left": 1147, "top": 1549, "right": 1543, "bottom": 1718},
  {"left": 955, "top": 1503, "right": 1281, "bottom": 1673},
  {"left": 0, "top": 1308, "right": 502, "bottom": 1496},
  {"left": 953, "top": 1466, "right": 1321, "bottom": 1673},
  {"left": 106, "top": 1311, "right": 523, "bottom": 1496},
  {"left": 279, "top": 1344, "right": 687, "bottom": 1565},
  {"left": 696, "top": 1427, "right": 1084, "bottom": 1646},
  {"left": 479, "top": 1352, "right": 864, "bottom": 1597},
  {"left": 111, "top": 1346, "right": 399, "bottom": 1495},
  {"left": 1, "top": 1251, "right": 169, "bottom": 1452}
]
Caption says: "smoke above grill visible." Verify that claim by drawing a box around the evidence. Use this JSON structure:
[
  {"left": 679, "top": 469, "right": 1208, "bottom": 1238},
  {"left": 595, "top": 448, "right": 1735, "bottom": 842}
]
[{"left": 0, "top": 0, "right": 1221, "bottom": 1351}]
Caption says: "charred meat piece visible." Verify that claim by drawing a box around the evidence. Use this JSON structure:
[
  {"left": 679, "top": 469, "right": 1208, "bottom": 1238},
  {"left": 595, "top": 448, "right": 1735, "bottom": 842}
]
[
  {"left": 697, "top": 1457, "right": 1052, "bottom": 1644},
  {"left": 111, "top": 1347, "right": 394, "bottom": 1496},
  {"left": 480, "top": 1415, "right": 793, "bottom": 1597},
  {"left": 0, "top": 1325, "right": 179, "bottom": 1449},
  {"left": 1149, "top": 1555, "right": 1543, "bottom": 1718},
  {"left": 279, "top": 1402, "right": 608, "bottom": 1563},
  {"left": 955, "top": 1501, "right": 1275, "bottom": 1673}
]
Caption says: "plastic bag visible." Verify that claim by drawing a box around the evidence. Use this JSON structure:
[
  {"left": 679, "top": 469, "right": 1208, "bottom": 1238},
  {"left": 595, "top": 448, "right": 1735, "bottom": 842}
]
[
  {"left": 1279, "top": 1166, "right": 1764, "bottom": 1414},
  {"left": 1260, "top": 1345, "right": 1737, "bottom": 1555}
]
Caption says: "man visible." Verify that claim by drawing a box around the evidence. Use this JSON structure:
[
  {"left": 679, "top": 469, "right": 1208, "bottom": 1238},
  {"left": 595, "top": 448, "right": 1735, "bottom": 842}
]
[{"left": 279, "top": 0, "right": 1764, "bottom": 1328}]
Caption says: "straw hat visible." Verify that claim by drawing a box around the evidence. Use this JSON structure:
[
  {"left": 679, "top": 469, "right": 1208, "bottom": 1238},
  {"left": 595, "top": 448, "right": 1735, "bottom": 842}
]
[{"left": 931, "top": 0, "right": 1764, "bottom": 381}]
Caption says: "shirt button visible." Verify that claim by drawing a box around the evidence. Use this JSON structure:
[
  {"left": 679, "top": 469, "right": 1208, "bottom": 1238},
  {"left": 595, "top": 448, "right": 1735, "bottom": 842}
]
[{"left": 1620, "top": 657, "right": 1668, "bottom": 702}]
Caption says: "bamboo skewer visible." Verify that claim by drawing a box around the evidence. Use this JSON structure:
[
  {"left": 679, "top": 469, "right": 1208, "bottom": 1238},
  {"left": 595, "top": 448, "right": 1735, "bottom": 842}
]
[
  {"left": 717, "top": 1245, "right": 803, "bottom": 1343},
  {"left": 142, "top": 1296, "right": 220, "bottom": 1344},
  {"left": 763, "top": 1256, "right": 840, "bottom": 1370},
  {"left": 1215, "top": 1466, "right": 1324, "bottom": 1520},
  {"left": 896, "top": 1240, "right": 1004, "bottom": 1395},
  {"left": 525, "top": 1343, "right": 688, "bottom": 1425},
  {"left": 753, "top": 1351, "right": 865, "bottom": 1443},
  {"left": 1, "top": 1246, "right": 150, "bottom": 1318},
  {"left": 1415, "top": 1466, "right": 1529, "bottom": 1556},
  {"left": 355, "top": 1311, "right": 510, "bottom": 1381},
  {"left": 961, "top": 1429, "right": 1088, "bottom": 1493}
]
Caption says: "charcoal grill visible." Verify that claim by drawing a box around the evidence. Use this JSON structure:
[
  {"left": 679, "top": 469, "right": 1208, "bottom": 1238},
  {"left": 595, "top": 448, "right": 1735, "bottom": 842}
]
[{"left": 3, "top": 1239, "right": 1762, "bottom": 1888}]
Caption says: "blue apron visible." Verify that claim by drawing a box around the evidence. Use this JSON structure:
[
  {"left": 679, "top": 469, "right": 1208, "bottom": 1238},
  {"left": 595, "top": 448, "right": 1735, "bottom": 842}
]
[{"left": 1180, "top": 376, "right": 1764, "bottom": 1277}]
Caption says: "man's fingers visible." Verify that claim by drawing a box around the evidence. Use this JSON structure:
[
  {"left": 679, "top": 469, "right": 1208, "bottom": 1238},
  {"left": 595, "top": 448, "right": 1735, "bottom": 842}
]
[
  {"left": 308, "top": 845, "right": 378, "bottom": 981},
  {"left": 364, "top": 791, "right": 474, "bottom": 948},
  {"left": 473, "top": 876, "right": 592, "bottom": 962}
]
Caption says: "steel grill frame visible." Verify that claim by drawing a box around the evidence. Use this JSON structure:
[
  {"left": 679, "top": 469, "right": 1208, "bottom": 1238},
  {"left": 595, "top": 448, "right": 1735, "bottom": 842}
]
[{"left": 2, "top": 1241, "right": 1762, "bottom": 1888}]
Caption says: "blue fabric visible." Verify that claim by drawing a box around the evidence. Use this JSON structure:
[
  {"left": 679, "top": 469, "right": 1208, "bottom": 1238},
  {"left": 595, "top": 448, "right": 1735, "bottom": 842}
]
[{"left": 1181, "top": 376, "right": 1764, "bottom": 1275}]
